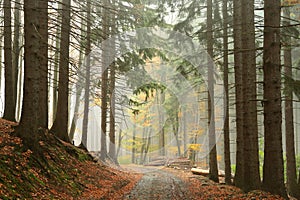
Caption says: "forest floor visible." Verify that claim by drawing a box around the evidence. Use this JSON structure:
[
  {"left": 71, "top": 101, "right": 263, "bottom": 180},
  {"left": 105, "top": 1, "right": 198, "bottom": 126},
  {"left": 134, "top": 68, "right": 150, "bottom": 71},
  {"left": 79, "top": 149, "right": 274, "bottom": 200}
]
[
  {"left": 122, "top": 165, "right": 286, "bottom": 200},
  {"left": 0, "top": 119, "right": 288, "bottom": 199}
]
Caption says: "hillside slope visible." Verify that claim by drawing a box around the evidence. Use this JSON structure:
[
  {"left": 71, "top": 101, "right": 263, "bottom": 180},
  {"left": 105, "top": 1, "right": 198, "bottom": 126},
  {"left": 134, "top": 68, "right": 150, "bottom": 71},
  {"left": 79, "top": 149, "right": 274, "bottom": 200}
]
[{"left": 0, "top": 119, "right": 140, "bottom": 199}]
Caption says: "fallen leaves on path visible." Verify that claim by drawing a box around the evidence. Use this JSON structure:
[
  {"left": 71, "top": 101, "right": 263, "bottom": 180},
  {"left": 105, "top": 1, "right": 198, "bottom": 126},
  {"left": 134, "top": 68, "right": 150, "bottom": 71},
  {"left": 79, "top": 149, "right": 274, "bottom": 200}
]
[{"left": 164, "top": 167, "right": 285, "bottom": 200}]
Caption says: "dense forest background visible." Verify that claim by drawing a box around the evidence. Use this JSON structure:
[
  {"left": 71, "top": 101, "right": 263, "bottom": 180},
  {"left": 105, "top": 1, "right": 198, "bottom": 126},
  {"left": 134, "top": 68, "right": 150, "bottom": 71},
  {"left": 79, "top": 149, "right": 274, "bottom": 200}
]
[{"left": 1, "top": 0, "right": 300, "bottom": 198}]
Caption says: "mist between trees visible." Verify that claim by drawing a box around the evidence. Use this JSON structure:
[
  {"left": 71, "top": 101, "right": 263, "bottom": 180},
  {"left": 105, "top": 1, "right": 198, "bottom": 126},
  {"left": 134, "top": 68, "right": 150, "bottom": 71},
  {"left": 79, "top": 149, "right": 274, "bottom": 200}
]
[{"left": 1, "top": 0, "right": 300, "bottom": 198}]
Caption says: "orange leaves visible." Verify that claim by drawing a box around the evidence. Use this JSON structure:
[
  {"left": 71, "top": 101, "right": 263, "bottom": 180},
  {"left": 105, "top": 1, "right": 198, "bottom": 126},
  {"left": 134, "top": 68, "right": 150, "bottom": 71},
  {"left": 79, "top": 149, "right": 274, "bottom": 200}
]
[
  {"left": 166, "top": 167, "right": 285, "bottom": 200},
  {"left": 0, "top": 119, "right": 141, "bottom": 199}
]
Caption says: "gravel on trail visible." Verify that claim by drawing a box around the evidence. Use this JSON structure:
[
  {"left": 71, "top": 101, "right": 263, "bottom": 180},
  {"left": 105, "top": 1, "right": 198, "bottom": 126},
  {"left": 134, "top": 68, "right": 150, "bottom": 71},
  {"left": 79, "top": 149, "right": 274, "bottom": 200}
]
[{"left": 123, "top": 166, "right": 191, "bottom": 200}]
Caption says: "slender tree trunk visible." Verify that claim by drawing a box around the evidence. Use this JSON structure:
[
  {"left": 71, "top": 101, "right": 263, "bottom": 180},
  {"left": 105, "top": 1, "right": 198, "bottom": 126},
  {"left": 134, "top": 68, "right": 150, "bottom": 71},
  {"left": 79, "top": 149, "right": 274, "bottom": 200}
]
[
  {"left": 38, "top": 0, "right": 49, "bottom": 128},
  {"left": 241, "top": 0, "right": 260, "bottom": 191},
  {"left": 51, "top": 0, "right": 71, "bottom": 142},
  {"left": 262, "top": 0, "right": 287, "bottom": 197},
  {"left": 69, "top": 7, "right": 86, "bottom": 142},
  {"left": 3, "top": 0, "right": 16, "bottom": 122},
  {"left": 69, "top": 76, "right": 83, "bottom": 142},
  {"left": 132, "top": 123, "right": 136, "bottom": 163},
  {"left": 82, "top": 0, "right": 92, "bottom": 148},
  {"left": 207, "top": 0, "right": 219, "bottom": 183},
  {"left": 12, "top": 0, "right": 21, "bottom": 121},
  {"left": 52, "top": 22, "right": 61, "bottom": 120},
  {"left": 183, "top": 107, "right": 187, "bottom": 157},
  {"left": 172, "top": 114, "right": 181, "bottom": 156},
  {"left": 140, "top": 126, "right": 147, "bottom": 164},
  {"left": 143, "top": 129, "right": 151, "bottom": 164},
  {"left": 16, "top": 37, "right": 23, "bottom": 121},
  {"left": 100, "top": 0, "right": 109, "bottom": 161},
  {"left": 109, "top": 66, "right": 116, "bottom": 160},
  {"left": 159, "top": 74, "right": 166, "bottom": 156},
  {"left": 116, "top": 129, "right": 123, "bottom": 158},
  {"left": 233, "top": 0, "right": 244, "bottom": 188},
  {"left": 222, "top": 0, "right": 231, "bottom": 185},
  {"left": 283, "top": 7, "right": 300, "bottom": 199},
  {"left": 109, "top": 0, "right": 117, "bottom": 161}
]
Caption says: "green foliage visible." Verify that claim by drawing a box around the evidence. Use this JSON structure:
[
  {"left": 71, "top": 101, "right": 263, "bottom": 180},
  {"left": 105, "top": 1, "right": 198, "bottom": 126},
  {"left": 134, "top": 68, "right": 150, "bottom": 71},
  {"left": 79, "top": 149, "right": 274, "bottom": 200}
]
[
  {"left": 231, "top": 164, "right": 236, "bottom": 175},
  {"left": 133, "top": 82, "right": 166, "bottom": 101}
]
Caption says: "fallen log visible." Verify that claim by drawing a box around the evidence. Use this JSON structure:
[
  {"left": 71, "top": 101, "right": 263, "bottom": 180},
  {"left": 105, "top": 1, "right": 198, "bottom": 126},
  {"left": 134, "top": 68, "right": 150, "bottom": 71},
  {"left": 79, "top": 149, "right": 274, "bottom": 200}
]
[{"left": 191, "top": 168, "right": 227, "bottom": 177}]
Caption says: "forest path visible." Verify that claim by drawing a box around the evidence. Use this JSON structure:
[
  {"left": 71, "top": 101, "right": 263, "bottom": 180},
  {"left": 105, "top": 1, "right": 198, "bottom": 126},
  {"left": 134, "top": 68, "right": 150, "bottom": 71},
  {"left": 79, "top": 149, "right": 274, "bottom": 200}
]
[{"left": 123, "top": 166, "right": 191, "bottom": 200}]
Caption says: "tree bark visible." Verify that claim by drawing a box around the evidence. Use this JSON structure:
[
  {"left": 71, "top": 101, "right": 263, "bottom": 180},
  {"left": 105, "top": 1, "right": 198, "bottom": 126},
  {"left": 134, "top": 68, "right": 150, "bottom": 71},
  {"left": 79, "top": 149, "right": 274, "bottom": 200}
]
[
  {"left": 233, "top": 0, "right": 244, "bottom": 188},
  {"left": 3, "top": 0, "right": 16, "bottom": 122},
  {"left": 241, "top": 0, "right": 260, "bottom": 191},
  {"left": 222, "top": 0, "right": 231, "bottom": 185},
  {"left": 262, "top": 0, "right": 287, "bottom": 197},
  {"left": 17, "top": 0, "right": 46, "bottom": 150},
  {"left": 109, "top": 0, "right": 117, "bottom": 162},
  {"left": 100, "top": 0, "right": 109, "bottom": 161},
  {"left": 51, "top": 0, "right": 71, "bottom": 142},
  {"left": 283, "top": 7, "right": 300, "bottom": 199},
  {"left": 52, "top": 3, "right": 61, "bottom": 121},
  {"left": 38, "top": 0, "right": 49, "bottom": 128},
  {"left": 82, "top": 0, "right": 92, "bottom": 148},
  {"left": 12, "top": 0, "right": 21, "bottom": 122},
  {"left": 207, "top": 0, "right": 219, "bottom": 183}
]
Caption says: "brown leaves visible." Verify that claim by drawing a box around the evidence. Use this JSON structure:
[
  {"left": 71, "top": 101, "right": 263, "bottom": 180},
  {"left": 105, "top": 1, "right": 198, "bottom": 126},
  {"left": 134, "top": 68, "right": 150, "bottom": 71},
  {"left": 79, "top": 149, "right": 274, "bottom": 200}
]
[
  {"left": 0, "top": 118, "right": 141, "bottom": 199},
  {"left": 165, "top": 168, "right": 285, "bottom": 200}
]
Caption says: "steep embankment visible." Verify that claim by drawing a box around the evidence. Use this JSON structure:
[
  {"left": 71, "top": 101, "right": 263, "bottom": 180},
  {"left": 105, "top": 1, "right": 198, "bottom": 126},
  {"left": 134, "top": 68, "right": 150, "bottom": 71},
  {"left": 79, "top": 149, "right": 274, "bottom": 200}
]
[{"left": 0, "top": 119, "right": 141, "bottom": 199}]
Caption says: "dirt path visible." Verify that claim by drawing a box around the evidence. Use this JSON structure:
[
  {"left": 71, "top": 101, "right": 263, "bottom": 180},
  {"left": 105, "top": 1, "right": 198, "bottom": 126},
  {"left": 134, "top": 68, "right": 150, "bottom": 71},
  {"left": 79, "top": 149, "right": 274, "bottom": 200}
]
[{"left": 123, "top": 166, "right": 191, "bottom": 200}]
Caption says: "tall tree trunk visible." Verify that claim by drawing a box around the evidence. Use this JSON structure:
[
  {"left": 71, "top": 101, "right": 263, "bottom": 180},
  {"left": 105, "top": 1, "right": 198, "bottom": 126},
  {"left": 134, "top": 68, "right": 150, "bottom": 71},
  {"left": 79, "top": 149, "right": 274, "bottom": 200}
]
[
  {"left": 3, "top": 0, "right": 16, "bottom": 122},
  {"left": 81, "top": 0, "right": 92, "bottom": 148},
  {"left": 222, "top": 0, "right": 231, "bottom": 185},
  {"left": 241, "top": 0, "right": 260, "bottom": 191},
  {"left": 159, "top": 73, "right": 166, "bottom": 156},
  {"left": 109, "top": 0, "right": 117, "bottom": 162},
  {"left": 233, "top": 0, "right": 244, "bottom": 188},
  {"left": 69, "top": 6, "right": 86, "bottom": 142},
  {"left": 51, "top": 0, "right": 71, "bottom": 142},
  {"left": 108, "top": 65, "right": 116, "bottom": 160},
  {"left": 52, "top": 4, "right": 61, "bottom": 121},
  {"left": 16, "top": 36, "right": 23, "bottom": 121},
  {"left": 38, "top": 0, "right": 49, "bottom": 128},
  {"left": 12, "top": 0, "right": 21, "bottom": 122},
  {"left": 207, "top": 0, "right": 219, "bottom": 183},
  {"left": 17, "top": 0, "right": 47, "bottom": 150},
  {"left": 100, "top": 0, "right": 109, "bottom": 161},
  {"left": 283, "top": 7, "right": 300, "bottom": 199},
  {"left": 13, "top": 0, "right": 22, "bottom": 122},
  {"left": 262, "top": 0, "right": 287, "bottom": 197}
]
